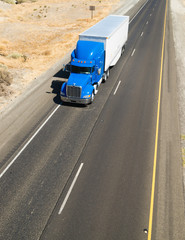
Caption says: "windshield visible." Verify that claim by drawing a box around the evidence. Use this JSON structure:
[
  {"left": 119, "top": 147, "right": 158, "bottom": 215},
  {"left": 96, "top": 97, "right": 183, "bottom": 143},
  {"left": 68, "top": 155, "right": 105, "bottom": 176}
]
[{"left": 71, "top": 65, "right": 94, "bottom": 74}]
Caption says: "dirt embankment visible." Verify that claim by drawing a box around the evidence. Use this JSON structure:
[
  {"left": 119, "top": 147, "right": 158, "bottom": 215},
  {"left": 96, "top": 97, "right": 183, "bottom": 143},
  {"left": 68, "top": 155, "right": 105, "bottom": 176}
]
[{"left": 0, "top": 0, "right": 119, "bottom": 110}]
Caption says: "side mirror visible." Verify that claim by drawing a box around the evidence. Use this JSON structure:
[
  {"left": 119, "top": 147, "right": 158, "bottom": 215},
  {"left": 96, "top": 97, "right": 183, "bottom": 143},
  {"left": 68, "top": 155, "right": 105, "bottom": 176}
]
[
  {"left": 62, "top": 64, "right": 66, "bottom": 71},
  {"left": 63, "top": 64, "right": 71, "bottom": 72}
]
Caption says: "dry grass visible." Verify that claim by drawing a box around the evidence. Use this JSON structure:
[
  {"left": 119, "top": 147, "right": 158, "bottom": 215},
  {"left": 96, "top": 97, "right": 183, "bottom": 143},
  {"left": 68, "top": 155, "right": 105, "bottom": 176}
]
[{"left": 0, "top": 68, "right": 13, "bottom": 97}]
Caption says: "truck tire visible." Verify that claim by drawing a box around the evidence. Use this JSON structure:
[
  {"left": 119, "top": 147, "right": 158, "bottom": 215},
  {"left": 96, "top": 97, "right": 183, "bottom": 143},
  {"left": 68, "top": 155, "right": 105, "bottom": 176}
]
[
  {"left": 94, "top": 84, "right": 98, "bottom": 95},
  {"left": 121, "top": 45, "right": 125, "bottom": 55},
  {"left": 106, "top": 69, "right": 110, "bottom": 78},
  {"left": 90, "top": 91, "right": 95, "bottom": 103},
  {"left": 102, "top": 69, "right": 109, "bottom": 83},
  {"left": 102, "top": 73, "right": 106, "bottom": 83}
]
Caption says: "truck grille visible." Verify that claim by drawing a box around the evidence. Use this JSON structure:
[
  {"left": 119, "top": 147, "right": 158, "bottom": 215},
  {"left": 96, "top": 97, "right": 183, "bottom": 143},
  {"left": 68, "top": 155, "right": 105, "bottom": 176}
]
[{"left": 67, "top": 85, "right": 82, "bottom": 98}]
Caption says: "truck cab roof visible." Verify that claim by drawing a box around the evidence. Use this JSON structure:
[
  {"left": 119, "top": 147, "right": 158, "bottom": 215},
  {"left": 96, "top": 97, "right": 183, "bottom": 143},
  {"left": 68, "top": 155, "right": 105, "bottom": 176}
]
[{"left": 75, "top": 40, "right": 104, "bottom": 60}]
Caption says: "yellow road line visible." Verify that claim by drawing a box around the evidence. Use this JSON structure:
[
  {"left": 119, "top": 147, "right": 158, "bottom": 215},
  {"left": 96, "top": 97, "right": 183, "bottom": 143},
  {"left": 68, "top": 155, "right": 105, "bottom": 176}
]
[{"left": 147, "top": 0, "right": 168, "bottom": 239}]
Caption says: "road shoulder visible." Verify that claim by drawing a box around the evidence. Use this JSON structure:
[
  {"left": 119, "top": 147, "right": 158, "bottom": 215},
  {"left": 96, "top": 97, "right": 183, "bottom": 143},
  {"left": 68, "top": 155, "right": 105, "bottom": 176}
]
[{"left": 153, "top": 3, "right": 185, "bottom": 239}]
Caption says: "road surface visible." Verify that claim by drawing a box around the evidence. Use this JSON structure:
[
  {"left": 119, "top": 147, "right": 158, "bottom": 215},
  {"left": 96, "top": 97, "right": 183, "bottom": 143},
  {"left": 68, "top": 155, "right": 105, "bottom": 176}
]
[{"left": 0, "top": 0, "right": 184, "bottom": 239}]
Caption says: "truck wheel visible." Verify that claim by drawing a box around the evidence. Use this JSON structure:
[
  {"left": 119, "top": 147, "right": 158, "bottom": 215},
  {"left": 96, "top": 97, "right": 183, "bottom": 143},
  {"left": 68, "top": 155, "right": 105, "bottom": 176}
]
[
  {"left": 91, "top": 91, "right": 95, "bottom": 103},
  {"left": 103, "top": 69, "right": 109, "bottom": 83},
  {"left": 102, "top": 73, "right": 106, "bottom": 83},
  {"left": 106, "top": 69, "right": 110, "bottom": 79},
  {"left": 121, "top": 45, "right": 125, "bottom": 55},
  {"left": 94, "top": 84, "right": 98, "bottom": 95}
]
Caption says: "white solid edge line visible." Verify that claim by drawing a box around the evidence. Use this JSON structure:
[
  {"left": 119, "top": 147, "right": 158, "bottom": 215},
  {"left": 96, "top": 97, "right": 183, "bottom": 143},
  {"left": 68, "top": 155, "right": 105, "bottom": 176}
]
[
  {"left": 0, "top": 105, "right": 61, "bottom": 179},
  {"left": 130, "top": 0, "right": 149, "bottom": 23},
  {"left": 58, "top": 163, "right": 84, "bottom": 215},
  {"left": 114, "top": 80, "right": 121, "bottom": 95}
]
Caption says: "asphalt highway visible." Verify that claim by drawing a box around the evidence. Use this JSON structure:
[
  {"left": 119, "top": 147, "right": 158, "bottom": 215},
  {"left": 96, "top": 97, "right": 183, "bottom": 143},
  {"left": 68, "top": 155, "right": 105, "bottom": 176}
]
[{"left": 0, "top": 0, "right": 184, "bottom": 239}]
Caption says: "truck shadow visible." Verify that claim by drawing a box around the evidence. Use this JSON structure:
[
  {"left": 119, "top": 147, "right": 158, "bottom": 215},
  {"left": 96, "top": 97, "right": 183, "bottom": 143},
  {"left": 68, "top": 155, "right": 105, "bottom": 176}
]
[
  {"left": 54, "top": 66, "right": 70, "bottom": 79},
  {"left": 50, "top": 68, "right": 69, "bottom": 105},
  {"left": 51, "top": 80, "right": 64, "bottom": 104},
  {"left": 50, "top": 66, "right": 87, "bottom": 108}
]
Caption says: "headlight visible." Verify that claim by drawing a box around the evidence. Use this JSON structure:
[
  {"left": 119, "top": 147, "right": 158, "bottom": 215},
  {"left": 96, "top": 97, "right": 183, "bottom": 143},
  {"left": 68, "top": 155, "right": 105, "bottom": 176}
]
[{"left": 83, "top": 95, "right": 91, "bottom": 98}]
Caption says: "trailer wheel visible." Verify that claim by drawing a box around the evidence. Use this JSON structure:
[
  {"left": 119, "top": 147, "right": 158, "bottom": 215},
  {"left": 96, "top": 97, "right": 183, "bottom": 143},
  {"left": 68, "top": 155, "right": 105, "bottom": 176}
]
[{"left": 121, "top": 45, "right": 125, "bottom": 55}]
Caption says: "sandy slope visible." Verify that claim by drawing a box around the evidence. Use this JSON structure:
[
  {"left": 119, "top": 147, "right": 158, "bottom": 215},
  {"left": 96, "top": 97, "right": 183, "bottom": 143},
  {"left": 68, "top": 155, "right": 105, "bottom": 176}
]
[
  {"left": 171, "top": 0, "right": 185, "bottom": 134},
  {"left": 0, "top": 0, "right": 119, "bottom": 109}
]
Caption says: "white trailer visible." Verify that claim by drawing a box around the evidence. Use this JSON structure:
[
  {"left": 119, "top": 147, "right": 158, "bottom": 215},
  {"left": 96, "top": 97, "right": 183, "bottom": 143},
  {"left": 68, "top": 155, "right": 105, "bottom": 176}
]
[{"left": 79, "top": 15, "right": 129, "bottom": 72}]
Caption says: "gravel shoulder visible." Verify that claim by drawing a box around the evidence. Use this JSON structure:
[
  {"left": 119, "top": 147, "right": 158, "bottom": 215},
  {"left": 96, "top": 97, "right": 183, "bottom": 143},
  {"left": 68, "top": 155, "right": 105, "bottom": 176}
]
[{"left": 170, "top": 0, "right": 185, "bottom": 194}]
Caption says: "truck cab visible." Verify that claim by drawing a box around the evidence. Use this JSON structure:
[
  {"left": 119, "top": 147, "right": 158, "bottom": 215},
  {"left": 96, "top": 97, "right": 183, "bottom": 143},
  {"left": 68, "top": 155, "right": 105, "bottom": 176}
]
[
  {"left": 61, "top": 40, "right": 105, "bottom": 104},
  {"left": 60, "top": 15, "right": 129, "bottom": 105}
]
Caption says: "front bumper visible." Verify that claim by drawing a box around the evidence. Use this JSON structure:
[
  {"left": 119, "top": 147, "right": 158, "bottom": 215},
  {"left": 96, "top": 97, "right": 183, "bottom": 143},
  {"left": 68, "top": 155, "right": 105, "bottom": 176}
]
[{"left": 61, "top": 95, "right": 91, "bottom": 105}]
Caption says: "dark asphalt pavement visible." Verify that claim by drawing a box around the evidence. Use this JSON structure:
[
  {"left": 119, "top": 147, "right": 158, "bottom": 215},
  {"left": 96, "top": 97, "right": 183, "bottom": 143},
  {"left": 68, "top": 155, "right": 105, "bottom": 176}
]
[{"left": 0, "top": 0, "right": 184, "bottom": 239}]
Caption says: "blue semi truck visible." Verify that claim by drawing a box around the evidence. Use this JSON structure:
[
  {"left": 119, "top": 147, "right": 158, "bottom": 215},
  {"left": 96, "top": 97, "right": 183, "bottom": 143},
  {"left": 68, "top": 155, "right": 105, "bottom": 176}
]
[{"left": 61, "top": 15, "right": 129, "bottom": 104}]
